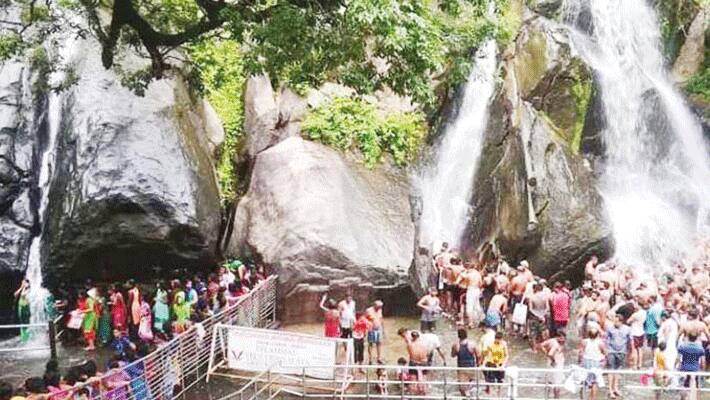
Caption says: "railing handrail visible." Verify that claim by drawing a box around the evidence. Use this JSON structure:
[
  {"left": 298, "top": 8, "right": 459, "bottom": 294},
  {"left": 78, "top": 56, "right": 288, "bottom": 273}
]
[{"left": 285, "top": 363, "right": 710, "bottom": 377}]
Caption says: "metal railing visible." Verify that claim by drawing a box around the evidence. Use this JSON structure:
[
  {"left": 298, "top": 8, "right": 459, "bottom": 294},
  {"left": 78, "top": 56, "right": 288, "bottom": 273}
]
[
  {"left": 0, "top": 315, "right": 63, "bottom": 357},
  {"left": 46, "top": 275, "right": 278, "bottom": 400},
  {"left": 225, "top": 364, "right": 710, "bottom": 400}
]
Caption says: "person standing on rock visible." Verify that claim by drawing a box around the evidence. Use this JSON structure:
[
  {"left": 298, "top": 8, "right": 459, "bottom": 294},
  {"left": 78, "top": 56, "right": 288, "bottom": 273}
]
[
  {"left": 367, "top": 300, "right": 385, "bottom": 363},
  {"left": 109, "top": 284, "right": 127, "bottom": 335},
  {"left": 417, "top": 288, "right": 441, "bottom": 332}
]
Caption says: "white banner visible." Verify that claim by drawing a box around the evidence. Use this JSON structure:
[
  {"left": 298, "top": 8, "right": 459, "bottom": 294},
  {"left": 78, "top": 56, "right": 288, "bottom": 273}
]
[{"left": 225, "top": 326, "right": 338, "bottom": 379}]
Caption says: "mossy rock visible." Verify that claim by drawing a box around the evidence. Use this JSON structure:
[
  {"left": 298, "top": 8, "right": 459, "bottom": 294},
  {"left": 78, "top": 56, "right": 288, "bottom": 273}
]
[
  {"left": 526, "top": 0, "right": 564, "bottom": 20},
  {"left": 513, "top": 18, "right": 593, "bottom": 153}
]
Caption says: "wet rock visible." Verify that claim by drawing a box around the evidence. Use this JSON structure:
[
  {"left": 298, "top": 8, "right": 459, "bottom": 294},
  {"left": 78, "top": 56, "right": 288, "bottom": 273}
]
[
  {"left": 229, "top": 137, "right": 414, "bottom": 321},
  {"left": 672, "top": 7, "right": 707, "bottom": 83},
  {"left": 0, "top": 59, "right": 39, "bottom": 273},
  {"left": 526, "top": 0, "right": 563, "bottom": 20},
  {"left": 513, "top": 17, "right": 593, "bottom": 152},
  {"left": 44, "top": 39, "right": 222, "bottom": 280}
]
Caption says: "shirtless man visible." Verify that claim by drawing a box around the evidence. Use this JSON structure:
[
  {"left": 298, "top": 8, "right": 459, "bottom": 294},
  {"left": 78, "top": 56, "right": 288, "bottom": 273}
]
[
  {"left": 679, "top": 309, "right": 709, "bottom": 344},
  {"left": 446, "top": 258, "right": 465, "bottom": 315},
  {"left": 367, "top": 300, "right": 385, "bottom": 363},
  {"left": 688, "top": 266, "right": 710, "bottom": 298},
  {"left": 457, "top": 262, "right": 482, "bottom": 327},
  {"left": 585, "top": 255, "right": 599, "bottom": 281},
  {"left": 432, "top": 243, "right": 452, "bottom": 291},
  {"left": 404, "top": 330, "right": 431, "bottom": 393},
  {"left": 538, "top": 333, "right": 566, "bottom": 398},
  {"left": 486, "top": 289, "right": 508, "bottom": 331},
  {"left": 509, "top": 271, "right": 528, "bottom": 335},
  {"left": 527, "top": 283, "right": 550, "bottom": 347}
]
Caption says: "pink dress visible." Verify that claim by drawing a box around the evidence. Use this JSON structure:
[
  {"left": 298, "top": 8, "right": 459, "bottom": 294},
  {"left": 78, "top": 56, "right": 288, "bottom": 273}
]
[{"left": 111, "top": 292, "right": 128, "bottom": 333}]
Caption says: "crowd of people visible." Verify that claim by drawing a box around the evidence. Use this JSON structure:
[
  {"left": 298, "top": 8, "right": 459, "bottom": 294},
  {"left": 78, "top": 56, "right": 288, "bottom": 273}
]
[
  {"left": 4, "top": 260, "right": 269, "bottom": 400},
  {"left": 318, "top": 240, "right": 710, "bottom": 399}
]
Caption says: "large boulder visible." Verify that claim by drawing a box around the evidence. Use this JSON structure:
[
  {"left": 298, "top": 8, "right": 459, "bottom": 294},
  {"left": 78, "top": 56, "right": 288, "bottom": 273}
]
[
  {"left": 229, "top": 136, "right": 414, "bottom": 322},
  {"left": 44, "top": 40, "right": 222, "bottom": 280},
  {"left": 469, "top": 15, "right": 612, "bottom": 280},
  {"left": 0, "top": 60, "right": 41, "bottom": 274}
]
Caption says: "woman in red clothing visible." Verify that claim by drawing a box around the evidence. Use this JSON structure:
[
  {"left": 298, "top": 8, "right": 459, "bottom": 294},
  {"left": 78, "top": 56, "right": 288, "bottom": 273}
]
[
  {"left": 109, "top": 285, "right": 128, "bottom": 334},
  {"left": 320, "top": 294, "right": 341, "bottom": 338}
]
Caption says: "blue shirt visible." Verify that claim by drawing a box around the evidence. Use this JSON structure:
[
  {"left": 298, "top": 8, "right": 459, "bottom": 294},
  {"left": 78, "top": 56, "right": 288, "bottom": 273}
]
[
  {"left": 644, "top": 303, "right": 663, "bottom": 335},
  {"left": 606, "top": 325, "right": 631, "bottom": 353},
  {"left": 678, "top": 342, "right": 705, "bottom": 372}
]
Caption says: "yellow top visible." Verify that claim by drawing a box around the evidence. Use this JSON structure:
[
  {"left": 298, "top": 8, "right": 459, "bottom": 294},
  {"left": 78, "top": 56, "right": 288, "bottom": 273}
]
[
  {"left": 484, "top": 341, "right": 507, "bottom": 366},
  {"left": 654, "top": 349, "right": 666, "bottom": 370}
]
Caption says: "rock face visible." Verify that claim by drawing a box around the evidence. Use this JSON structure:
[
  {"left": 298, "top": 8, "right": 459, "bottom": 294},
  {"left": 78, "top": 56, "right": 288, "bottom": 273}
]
[
  {"left": 230, "top": 136, "right": 414, "bottom": 321},
  {"left": 0, "top": 61, "right": 37, "bottom": 274},
  {"left": 44, "top": 40, "right": 222, "bottom": 280},
  {"left": 671, "top": 7, "right": 707, "bottom": 83},
  {"left": 469, "top": 15, "right": 612, "bottom": 280},
  {"left": 244, "top": 74, "right": 308, "bottom": 158}
]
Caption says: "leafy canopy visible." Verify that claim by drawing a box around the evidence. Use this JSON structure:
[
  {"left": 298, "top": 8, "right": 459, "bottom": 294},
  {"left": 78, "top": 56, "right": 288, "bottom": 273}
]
[{"left": 1, "top": 0, "right": 503, "bottom": 108}]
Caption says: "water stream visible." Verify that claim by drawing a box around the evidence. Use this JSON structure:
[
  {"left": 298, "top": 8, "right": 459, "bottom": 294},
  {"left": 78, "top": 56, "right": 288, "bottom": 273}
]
[
  {"left": 24, "top": 37, "right": 77, "bottom": 324},
  {"left": 415, "top": 38, "right": 498, "bottom": 250},
  {"left": 564, "top": 0, "right": 710, "bottom": 271}
]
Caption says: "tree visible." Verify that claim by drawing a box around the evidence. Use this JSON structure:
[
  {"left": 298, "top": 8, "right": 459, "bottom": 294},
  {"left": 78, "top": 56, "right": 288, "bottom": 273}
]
[{"left": 1, "top": 0, "right": 502, "bottom": 108}]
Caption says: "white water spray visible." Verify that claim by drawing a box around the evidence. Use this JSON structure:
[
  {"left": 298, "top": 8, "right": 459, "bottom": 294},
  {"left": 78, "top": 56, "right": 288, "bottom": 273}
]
[
  {"left": 564, "top": 0, "right": 710, "bottom": 271},
  {"left": 24, "top": 38, "right": 77, "bottom": 324},
  {"left": 416, "top": 38, "right": 498, "bottom": 249}
]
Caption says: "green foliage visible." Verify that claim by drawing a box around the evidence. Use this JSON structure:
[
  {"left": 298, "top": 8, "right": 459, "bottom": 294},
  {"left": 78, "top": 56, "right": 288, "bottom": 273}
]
[
  {"left": 0, "top": 33, "right": 24, "bottom": 61},
  {"left": 655, "top": 0, "right": 702, "bottom": 62},
  {"left": 570, "top": 76, "right": 592, "bottom": 154},
  {"left": 686, "top": 67, "right": 710, "bottom": 101},
  {"left": 189, "top": 40, "right": 246, "bottom": 205},
  {"left": 302, "top": 97, "right": 426, "bottom": 167},
  {"left": 2, "top": 0, "right": 504, "bottom": 114}
]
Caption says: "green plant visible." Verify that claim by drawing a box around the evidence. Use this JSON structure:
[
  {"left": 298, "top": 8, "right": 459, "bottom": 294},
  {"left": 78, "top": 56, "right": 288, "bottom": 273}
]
[
  {"left": 686, "top": 67, "right": 710, "bottom": 101},
  {"left": 188, "top": 40, "right": 246, "bottom": 205},
  {"left": 302, "top": 97, "right": 426, "bottom": 168}
]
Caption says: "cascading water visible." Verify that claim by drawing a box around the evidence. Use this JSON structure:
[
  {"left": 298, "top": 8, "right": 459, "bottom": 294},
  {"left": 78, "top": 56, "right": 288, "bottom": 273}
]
[
  {"left": 564, "top": 0, "right": 710, "bottom": 271},
  {"left": 24, "top": 37, "right": 76, "bottom": 325},
  {"left": 415, "top": 37, "right": 498, "bottom": 250}
]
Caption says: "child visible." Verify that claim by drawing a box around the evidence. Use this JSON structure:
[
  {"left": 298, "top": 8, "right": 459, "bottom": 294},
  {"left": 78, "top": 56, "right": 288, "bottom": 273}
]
[
  {"left": 396, "top": 357, "right": 416, "bottom": 394},
  {"left": 352, "top": 313, "right": 371, "bottom": 369},
  {"left": 653, "top": 342, "right": 669, "bottom": 399},
  {"left": 374, "top": 362, "right": 388, "bottom": 395}
]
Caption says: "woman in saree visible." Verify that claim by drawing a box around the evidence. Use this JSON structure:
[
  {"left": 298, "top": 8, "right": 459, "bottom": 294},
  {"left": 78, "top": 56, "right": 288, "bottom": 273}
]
[
  {"left": 127, "top": 280, "right": 141, "bottom": 339},
  {"left": 14, "top": 279, "right": 31, "bottom": 342},
  {"left": 152, "top": 282, "right": 170, "bottom": 338},
  {"left": 138, "top": 293, "right": 153, "bottom": 343},
  {"left": 172, "top": 291, "right": 191, "bottom": 334},
  {"left": 98, "top": 287, "right": 113, "bottom": 346},
  {"left": 81, "top": 288, "right": 100, "bottom": 351},
  {"left": 110, "top": 285, "right": 128, "bottom": 334}
]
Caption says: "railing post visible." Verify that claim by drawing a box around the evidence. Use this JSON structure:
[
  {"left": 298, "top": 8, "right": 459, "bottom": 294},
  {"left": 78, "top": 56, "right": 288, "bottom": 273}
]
[
  {"left": 47, "top": 320, "right": 57, "bottom": 360},
  {"left": 302, "top": 367, "right": 306, "bottom": 398},
  {"left": 475, "top": 369, "right": 480, "bottom": 400},
  {"left": 443, "top": 368, "right": 448, "bottom": 400},
  {"left": 365, "top": 367, "right": 370, "bottom": 399},
  {"left": 268, "top": 369, "right": 272, "bottom": 398}
]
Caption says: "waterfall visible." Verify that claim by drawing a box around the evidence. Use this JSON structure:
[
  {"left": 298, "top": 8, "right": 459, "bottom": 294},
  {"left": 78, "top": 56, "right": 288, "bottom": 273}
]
[
  {"left": 415, "top": 38, "right": 498, "bottom": 250},
  {"left": 24, "top": 37, "right": 76, "bottom": 324},
  {"left": 564, "top": 0, "right": 710, "bottom": 271}
]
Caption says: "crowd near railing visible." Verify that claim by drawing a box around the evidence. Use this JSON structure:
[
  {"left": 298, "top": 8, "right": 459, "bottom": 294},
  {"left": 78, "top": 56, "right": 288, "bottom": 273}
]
[
  {"left": 52, "top": 275, "right": 278, "bottom": 400},
  {"left": 224, "top": 364, "right": 710, "bottom": 400}
]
